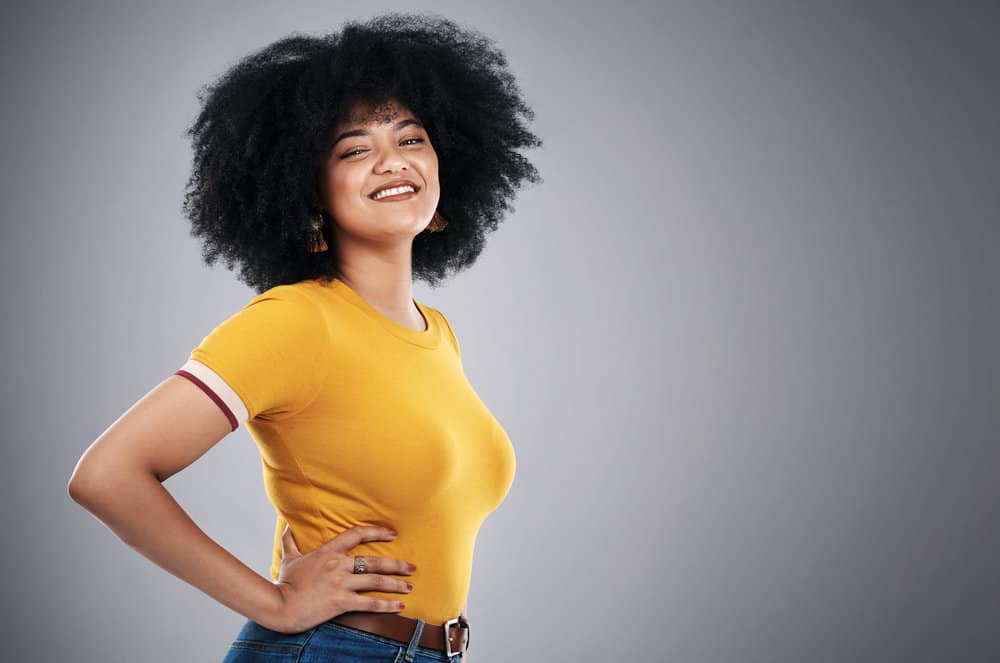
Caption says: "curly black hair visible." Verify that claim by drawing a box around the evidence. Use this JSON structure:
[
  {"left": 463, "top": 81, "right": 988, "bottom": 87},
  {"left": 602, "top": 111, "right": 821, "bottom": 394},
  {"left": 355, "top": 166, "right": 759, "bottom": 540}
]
[{"left": 181, "top": 12, "right": 543, "bottom": 294}]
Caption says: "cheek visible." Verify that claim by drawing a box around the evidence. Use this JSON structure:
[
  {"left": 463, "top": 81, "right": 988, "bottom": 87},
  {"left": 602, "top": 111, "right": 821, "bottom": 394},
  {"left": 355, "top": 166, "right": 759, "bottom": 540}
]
[
  {"left": 423, "top": 153, "right": 440, "bottom": 186},
  {"left": 327, "top": 170, "right": 364, "bottom": 206}
]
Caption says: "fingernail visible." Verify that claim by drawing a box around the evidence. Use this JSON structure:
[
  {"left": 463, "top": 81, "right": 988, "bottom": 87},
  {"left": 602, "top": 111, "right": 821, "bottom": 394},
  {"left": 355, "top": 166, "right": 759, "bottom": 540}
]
[
  {"left": 388, "top": 529, "right": 398, "bottom": 537},
  {"left": 405, "top": 582, "right": 413, "bottom": 591},
  {"left": 407, "top": 563, "right": 417, "bottom": 572}
]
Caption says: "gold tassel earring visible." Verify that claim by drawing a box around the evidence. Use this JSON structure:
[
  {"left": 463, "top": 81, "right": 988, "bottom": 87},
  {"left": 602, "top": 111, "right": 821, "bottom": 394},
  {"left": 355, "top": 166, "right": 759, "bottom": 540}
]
[
  {"left": 425, "top": 209, "right": 448, "bottom": 233},
  {"left": 307, "top": 211, "right": 329, "bottom": 252}
]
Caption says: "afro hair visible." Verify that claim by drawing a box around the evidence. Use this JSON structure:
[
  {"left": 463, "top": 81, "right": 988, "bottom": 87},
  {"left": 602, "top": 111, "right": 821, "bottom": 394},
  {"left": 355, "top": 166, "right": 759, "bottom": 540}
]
[{"left": 181, "top": 12, "right": 543, "bottom": 294}]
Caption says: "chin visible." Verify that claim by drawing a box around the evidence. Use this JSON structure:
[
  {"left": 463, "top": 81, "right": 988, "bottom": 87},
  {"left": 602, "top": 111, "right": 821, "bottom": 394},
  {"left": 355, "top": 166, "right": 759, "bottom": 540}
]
[
  {"left": 376, "top": 210, "right": 434, "bottom": 228},
  {"left": 375, "top": 218, "right": 431, "bottom": 237}
]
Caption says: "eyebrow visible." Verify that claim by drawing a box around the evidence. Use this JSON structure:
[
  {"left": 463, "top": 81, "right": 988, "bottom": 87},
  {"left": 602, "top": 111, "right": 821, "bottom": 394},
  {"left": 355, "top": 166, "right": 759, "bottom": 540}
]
[{"left": 332, "top": 118, "right": 424, "bottom": 146}]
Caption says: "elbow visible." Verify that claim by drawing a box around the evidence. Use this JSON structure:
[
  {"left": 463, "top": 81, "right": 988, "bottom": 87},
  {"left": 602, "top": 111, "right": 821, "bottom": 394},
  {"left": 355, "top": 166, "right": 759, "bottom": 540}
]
[
  {"left": 66, "top": 474, "right": 84, "bottom": 504},
  {"left": 67, "top": 466, "right": 102, "bottom": 507},
  {"left": 68, "top": 452, "right": 161, "bottom": 512},
  {"left": 67, "top": 459, "right": 159, "bottom": 550},
  {"left": 67, "top": 457, "right": 128, "bottom": 507}
]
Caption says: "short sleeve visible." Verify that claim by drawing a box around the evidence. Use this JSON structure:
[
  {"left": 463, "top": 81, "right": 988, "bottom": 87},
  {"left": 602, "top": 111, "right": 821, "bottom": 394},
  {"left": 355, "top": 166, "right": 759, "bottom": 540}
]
[{"left": 174, "top": 285, "right": 330, "bottom": 428}]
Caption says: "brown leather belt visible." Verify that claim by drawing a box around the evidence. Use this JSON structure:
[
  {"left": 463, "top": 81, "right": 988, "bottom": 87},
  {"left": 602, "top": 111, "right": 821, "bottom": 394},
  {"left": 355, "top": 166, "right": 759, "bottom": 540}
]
[{"left": 330, "top": 611, "right": 470, "bottom": 657}]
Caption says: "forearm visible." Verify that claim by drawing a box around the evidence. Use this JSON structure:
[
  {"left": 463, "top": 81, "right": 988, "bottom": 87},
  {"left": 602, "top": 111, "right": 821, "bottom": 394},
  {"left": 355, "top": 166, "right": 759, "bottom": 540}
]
[{"left": 71, "top": 470, "right": 282, "bottom": 629}]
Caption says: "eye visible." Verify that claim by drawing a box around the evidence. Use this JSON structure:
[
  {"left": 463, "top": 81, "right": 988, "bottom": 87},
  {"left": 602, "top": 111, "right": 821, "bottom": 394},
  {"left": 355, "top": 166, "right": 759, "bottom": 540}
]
[{"left": 339, "top": 137, "right": 425, "bottom": 159}]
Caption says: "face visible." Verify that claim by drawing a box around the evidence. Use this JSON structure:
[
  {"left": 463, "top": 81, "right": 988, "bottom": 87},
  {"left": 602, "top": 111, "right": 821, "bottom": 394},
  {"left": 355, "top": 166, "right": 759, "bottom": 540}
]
[{"left": 319, "top": 98, "right": 440, "bottom": 244}]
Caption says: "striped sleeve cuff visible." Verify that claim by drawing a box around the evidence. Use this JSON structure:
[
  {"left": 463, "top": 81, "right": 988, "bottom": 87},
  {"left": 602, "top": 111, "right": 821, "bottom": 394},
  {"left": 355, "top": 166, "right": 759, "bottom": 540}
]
[{"left": 173, "top": 358, "right": 249, "bottom": 431}]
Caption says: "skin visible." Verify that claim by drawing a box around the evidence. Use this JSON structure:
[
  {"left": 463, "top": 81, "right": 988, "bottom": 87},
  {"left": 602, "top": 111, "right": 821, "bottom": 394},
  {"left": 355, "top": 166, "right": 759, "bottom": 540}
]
[
  {"left": 318, "top": 97, "right": 441, "bottom": 332},
  {"left": 66, "top": 374, "right": 415, "bottom": 634},
  {"left": 317, "top": 97, "right": 471, "bottom": 639},
  {"left": 66, "top": 95, "right": 469, "bottom": 649}
]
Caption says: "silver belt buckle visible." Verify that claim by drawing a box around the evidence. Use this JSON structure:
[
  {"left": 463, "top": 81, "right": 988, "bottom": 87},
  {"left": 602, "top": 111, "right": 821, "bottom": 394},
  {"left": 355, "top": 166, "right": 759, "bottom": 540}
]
[{"left": 443, "top": 614, "right": 470, "bottom": 657}]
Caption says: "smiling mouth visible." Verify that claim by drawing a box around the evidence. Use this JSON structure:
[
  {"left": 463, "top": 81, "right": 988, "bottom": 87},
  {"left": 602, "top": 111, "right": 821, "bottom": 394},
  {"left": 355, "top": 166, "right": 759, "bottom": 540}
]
[{"left": 369, "top": 186, "right": 420, "bottom": 202}]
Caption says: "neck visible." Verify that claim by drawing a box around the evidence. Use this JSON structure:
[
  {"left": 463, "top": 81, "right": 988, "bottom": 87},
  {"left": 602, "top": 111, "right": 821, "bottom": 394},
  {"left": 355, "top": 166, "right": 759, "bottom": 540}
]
[{"left": 334, "top": 244, "right": 416, "bottom": 317}]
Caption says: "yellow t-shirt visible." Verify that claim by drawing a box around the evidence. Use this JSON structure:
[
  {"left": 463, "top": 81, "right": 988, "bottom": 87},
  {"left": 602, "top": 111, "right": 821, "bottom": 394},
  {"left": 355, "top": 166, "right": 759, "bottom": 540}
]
[{"left": 174, "top": 277, "right": 516, "bottom": 625}]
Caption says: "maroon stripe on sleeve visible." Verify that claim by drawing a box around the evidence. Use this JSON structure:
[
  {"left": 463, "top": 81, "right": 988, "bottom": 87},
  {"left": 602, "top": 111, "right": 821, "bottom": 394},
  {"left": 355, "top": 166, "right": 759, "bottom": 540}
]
[{"left": 174, "top": 369, "right": 238, "bottom": 431}]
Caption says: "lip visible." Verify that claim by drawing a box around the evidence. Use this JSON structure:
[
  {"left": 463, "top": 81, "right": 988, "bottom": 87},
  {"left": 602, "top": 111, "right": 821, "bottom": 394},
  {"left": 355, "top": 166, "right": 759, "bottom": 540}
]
[{"left": 369, "top": 179, "right": 421, "bottom": 199}]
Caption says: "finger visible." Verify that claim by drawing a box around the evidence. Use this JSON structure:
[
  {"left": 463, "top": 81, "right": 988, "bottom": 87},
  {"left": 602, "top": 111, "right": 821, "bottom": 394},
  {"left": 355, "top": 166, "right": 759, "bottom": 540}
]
[
  {"left": 281, "top": 524, "right": 301, "bottom": 557},
  {"left": 352, "top": 595, "right": 407, "bottom": 613},
  {"left": 343, "top": 569, "right": 414, "bottom": 594},
  {"left": 345, "top": 555, "right": 414, "bottom": 577},
  {"left": 324, "top": 526, "right": 397, "bottom": 554}
]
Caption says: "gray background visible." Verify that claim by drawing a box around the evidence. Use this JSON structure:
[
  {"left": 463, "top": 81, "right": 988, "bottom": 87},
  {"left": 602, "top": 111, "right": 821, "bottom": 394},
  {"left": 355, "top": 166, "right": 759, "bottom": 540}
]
[{"left": 2, "top": 1, "right": 998, "bottom": 661}]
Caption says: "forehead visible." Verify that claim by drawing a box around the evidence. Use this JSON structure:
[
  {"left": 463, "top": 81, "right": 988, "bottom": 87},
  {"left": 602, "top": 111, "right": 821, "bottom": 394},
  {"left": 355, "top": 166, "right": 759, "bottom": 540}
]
[{"left": 336, "top": 98, "right": 416, "bottom": 129}]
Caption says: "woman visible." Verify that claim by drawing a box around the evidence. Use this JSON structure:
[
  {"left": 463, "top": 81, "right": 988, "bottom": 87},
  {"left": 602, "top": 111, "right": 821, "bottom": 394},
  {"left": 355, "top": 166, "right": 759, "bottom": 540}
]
[{"left": 67, "top": 12, "right": 541, "bottom": 662}]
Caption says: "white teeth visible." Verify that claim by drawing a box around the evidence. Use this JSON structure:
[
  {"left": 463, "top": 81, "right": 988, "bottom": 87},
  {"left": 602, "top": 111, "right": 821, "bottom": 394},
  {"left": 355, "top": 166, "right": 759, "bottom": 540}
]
[{"left": 372, "top": 185, "right": 416, "bottom": 200}]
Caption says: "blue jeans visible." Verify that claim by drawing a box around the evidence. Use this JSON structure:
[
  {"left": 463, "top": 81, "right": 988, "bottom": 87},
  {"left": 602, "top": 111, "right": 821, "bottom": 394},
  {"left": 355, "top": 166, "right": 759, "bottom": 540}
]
[{"left": 221, "top": 617, "right": 465, "bottom": 663}]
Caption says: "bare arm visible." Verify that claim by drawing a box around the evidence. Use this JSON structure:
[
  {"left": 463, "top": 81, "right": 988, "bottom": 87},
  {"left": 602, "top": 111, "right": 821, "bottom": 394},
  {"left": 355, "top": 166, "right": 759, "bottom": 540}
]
[{"left": 67, "top": 375, "right": 286, "bottom": 630}]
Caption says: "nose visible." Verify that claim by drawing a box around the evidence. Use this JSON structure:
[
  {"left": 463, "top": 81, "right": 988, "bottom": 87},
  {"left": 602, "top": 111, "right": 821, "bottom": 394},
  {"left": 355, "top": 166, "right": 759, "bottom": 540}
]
[{"left": 373, "top": 142, "right": 409, "bottom": 174}]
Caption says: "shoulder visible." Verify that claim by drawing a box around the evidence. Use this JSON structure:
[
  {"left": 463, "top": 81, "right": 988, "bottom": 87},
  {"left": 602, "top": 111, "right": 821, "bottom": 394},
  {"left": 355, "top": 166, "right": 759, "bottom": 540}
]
[
  {"left": 186, "top": 281, "right": 331, "bottom": 422},
  {"left": 418, "top": 302, "right": 447, "bottom": 327},
  {"left": 421, "top": 303, "right": 461, "bottom": 357},
  {"left": 194, "top": 282, "right": 327, "bottom": 353},
  {"left": 241, "top": 282, "right": 327, "bottom": 325},
  {"left": 249, "top": 282, "right": 321, "bottom": 308}
]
